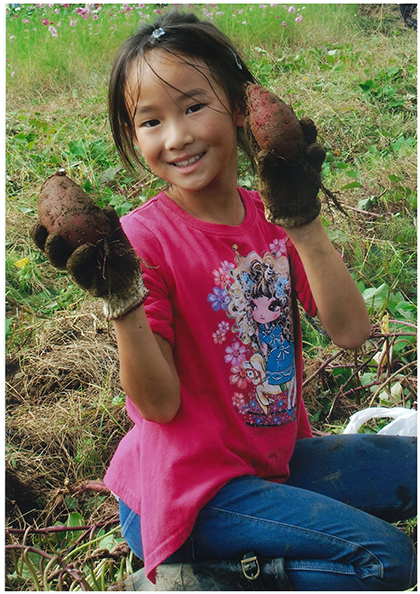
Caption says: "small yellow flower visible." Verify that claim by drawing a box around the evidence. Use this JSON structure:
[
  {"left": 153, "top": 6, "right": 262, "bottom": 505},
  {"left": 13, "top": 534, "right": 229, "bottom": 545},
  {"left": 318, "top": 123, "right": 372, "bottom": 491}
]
[{"left": 14, "top": 257, "right": 30, "bottom": 269}]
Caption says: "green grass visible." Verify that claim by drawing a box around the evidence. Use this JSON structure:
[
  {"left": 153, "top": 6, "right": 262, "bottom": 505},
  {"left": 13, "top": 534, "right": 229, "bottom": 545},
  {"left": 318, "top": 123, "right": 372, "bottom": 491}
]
[{"left": 5, "top": 3, "right": 417, "bottom": 590}]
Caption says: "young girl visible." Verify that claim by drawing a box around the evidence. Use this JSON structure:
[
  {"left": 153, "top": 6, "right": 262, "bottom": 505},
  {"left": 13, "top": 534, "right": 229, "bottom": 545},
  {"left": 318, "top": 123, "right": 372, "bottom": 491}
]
[{"left": 36, "top": 10, "right": 416, "bottom": 591}]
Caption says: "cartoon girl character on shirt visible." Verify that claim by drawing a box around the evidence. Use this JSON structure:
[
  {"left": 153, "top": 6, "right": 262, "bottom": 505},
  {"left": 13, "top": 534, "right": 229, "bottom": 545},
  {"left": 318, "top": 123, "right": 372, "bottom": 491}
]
[
  {"left": 226, "top": 249, "right": 296, "bottom": 417},
  {"left": 247, "top": 258, "right": 295, "bottom": 412}
]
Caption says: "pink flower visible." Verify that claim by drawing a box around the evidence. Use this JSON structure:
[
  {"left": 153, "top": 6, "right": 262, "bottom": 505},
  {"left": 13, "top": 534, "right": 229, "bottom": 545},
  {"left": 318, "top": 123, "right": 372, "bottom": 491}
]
[
  {"left": 288, "top": 6, "right": 296, "bottom": 13},
  {"left": 23, "top": 19, "right": 29, "bottom": 23},
  {"left": 225, "top": 342, "right": 247, "bottom": 366},
  {"left": 295, "top": 14, "right": 303, "bottom": 22},
  {"left": 232, "top": 392, "right": 246, "bottom": 410},
  {"left": 213, "top": 330, "right": 226, "bottom": 345},
  {"left": 229, "top": 362, "right": 250, "bottom": 390},
  {"left": 42, "top": 19, "right": 49, "bottom": 25},
  {"left": 213, "top": 270, "right": 231, "bottom": 289},
  {"left": 77, "top": 6, "right": 91, "bottom": 19},
  {"left": 282, "top": 21, "right": 286, "bottom": 28},
  {"left": 269, "top": 238, "right": 285, "bottom": 258}
]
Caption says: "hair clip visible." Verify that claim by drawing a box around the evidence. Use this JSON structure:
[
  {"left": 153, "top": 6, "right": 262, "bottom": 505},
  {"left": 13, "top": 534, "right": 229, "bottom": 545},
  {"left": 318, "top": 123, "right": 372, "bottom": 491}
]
[
  {"left": 229, "top": 47, "right": 243, "bottom": 70},
  {"left": 152, "top": 27, "right": 165, "bottom": 39}
]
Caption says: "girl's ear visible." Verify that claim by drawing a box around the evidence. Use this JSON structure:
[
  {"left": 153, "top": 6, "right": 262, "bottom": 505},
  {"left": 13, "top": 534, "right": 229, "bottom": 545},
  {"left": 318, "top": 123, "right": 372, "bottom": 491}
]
[{"left": 233, "top": 105, "right": 246, "bottom": 128}]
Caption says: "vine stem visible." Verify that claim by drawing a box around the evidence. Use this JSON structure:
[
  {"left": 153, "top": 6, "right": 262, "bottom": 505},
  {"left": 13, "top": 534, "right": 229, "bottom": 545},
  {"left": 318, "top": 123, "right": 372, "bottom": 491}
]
[
  {"left": 6, "top": 516, "right": 119, "bottom": 535},
  {"left": 6, "top": 544, "right": 91, "bottom": 591},
  {"left": 368, "top": 360, "right": 417, "bottom": 406}
]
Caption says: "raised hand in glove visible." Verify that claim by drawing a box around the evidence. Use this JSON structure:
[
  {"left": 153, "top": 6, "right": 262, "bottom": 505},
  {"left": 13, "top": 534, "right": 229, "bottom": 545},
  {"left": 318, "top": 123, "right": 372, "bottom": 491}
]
[
  {"left": 244, "top": 83, "right": 331, "bottom": 228},
  {"left": 30, "top": 171, "right": 148, "bottom": 320}
]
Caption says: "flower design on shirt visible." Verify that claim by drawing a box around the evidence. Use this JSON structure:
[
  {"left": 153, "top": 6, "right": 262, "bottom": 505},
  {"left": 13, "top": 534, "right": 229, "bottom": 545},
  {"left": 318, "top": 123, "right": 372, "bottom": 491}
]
[
  {"left": 212, "top": 321, "right": 231, "bottom": 344},
  {"left": 269, "top": 238, "right": 286, "bottom": 258},
  {"left": 213, "top": 261, "right": 235, "bottom": 289},
  {"left": 229, "top": 361, "right": 250, "bottom": 390},
  {"left": 232, "top": 392, "right": 246, "bottom": 414},
  {"left": 212, "top": 330, "right": 227, "bottom": 345},
  {"left": 207, "top": 287, "right": 230, "bottom": 311},
  {"left": 208, "top": 246, "right": 297, "bottom": 427},
  {"left": 224, "top": 341, "right": 247, "bottom": 366}
]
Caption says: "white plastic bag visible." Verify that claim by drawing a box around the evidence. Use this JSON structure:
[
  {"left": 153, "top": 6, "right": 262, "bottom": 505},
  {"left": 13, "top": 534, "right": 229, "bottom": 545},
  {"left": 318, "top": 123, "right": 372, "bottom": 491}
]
[{"left": 343, "top": 407, "right": 417, "bottom": 437}]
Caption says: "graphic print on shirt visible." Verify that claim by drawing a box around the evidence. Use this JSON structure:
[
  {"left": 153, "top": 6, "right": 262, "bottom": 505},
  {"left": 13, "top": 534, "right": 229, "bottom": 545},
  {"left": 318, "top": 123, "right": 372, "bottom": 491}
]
[{"left": 207, "top": 239, "right": 296, "bottom": 427}]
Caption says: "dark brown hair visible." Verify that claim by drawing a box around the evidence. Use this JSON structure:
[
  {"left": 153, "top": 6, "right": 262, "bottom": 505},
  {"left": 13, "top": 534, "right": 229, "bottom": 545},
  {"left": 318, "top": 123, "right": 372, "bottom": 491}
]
[{"left": 108, "top": 10, "right": 255, "bottom": 173}]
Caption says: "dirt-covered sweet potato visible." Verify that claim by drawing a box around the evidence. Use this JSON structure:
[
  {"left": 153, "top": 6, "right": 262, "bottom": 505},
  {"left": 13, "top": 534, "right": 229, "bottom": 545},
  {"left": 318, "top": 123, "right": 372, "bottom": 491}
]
[
  {"left": 245, "top": 83, "right": 305, "bottom": 163},
  {"left": 38, "top": 172, "right": 111, "bottom": 250}
]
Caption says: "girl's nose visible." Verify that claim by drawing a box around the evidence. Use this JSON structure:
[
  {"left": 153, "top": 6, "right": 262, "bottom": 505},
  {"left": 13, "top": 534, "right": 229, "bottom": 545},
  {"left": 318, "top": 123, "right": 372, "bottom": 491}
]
[{"left": 164, "top": 120, "right": 194, "bottom": 151}]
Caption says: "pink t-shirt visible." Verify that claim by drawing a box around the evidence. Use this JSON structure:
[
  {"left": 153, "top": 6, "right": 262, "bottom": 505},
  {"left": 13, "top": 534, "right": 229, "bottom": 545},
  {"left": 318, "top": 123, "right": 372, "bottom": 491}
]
[{"left": 104, "top": 188, "right": 316, "bottom": 582}]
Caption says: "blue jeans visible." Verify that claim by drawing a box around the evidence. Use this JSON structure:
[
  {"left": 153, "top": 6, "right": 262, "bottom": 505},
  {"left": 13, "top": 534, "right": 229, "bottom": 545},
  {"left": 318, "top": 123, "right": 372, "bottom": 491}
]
[{"left": 120, "top": 435, "right": 417, "bottom": 590}]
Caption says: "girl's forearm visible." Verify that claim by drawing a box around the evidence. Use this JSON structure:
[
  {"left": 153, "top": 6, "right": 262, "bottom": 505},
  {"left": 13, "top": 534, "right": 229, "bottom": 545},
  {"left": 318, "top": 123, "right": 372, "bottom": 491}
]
[
  {"left": 285, "top": 217, "right": 371, "bottom": 349},
  {"left": 113, "top": 306, "right": 181, "bottom": 423}
]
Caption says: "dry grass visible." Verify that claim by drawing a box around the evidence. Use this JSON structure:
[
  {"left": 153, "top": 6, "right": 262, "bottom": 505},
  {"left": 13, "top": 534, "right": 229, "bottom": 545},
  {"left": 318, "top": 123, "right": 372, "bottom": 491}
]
[{"left": 6, "top": 301, "right": 131, "bottom": 527}]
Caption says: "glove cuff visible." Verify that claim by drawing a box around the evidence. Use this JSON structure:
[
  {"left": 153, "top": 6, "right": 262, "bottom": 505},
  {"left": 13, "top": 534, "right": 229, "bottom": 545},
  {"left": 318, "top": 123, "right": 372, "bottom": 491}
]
[{"left": 103, "top": 273, "right": 149, "bottom": 321}]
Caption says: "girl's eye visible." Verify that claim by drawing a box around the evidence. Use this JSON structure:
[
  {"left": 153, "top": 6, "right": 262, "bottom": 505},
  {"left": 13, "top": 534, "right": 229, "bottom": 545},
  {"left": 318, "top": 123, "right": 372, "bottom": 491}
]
[
  {"left": 141, "top": 119, "right": 160, "bottom": 128},
  {"left": 186, "top": 103, "right": 204, "bottom": 114},
  {"left": 269, "top": 301, "right": 281, "bottom": 312}
]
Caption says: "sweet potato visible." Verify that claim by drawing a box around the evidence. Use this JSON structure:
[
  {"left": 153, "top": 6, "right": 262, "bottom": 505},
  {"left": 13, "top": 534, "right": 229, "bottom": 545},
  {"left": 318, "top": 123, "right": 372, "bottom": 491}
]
[
  {"left": 245, "top": 83, "right": 305, "bottom": 163},
  {"left": 38, "top": 172, "right": 111, "bottom": 250}
]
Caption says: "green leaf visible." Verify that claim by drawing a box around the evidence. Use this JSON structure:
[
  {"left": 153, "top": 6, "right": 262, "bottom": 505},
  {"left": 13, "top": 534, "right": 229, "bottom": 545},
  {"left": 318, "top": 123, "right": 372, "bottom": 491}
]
[
  {"left": 97, "top": 165, "right": 122, "bottom": 184},
  {"left": 340, "top": 181, "right": 362, "bottom": 190},
  {"left": 359, "top": 79, "right": 374, "bottom": 92},
  {"left": 383, "top": 84, "right": 396, "bottom": 98},
  {"left": 366, "top": 145, "right": 380, "bottom": 155},
  {"left": 386, "top": 66, "right": 400, "bottom": 78},
  {"left": 114, "top": 202, "right": 132, "bottom": 217},
  {"left": 358, "top": 196, "right": 377, "bottom": 210},
  {"left": 346, "top": 170, "right": 361, "bottom": 179},
  {"left": 98, "top": 533, "right": 118, "bottom": 551},
  {"left": 68, "top": 140, "right": 88, "bottom": 158},
  {"left": 66, "top": 511, "right": 84, "bottom": 527},
  {"left": 362, "top": 283, "right": 389, "bottom": 311}
]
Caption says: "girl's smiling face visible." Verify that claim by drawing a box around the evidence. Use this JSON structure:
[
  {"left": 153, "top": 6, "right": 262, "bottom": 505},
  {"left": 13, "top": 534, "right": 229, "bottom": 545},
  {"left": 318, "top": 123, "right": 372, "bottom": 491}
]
[{"left": 126, "top": 50, "right": 245, "bottom": 200}]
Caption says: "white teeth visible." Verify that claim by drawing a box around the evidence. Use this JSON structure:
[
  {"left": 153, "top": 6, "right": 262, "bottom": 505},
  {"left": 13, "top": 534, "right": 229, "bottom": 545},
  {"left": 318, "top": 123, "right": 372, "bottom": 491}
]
[{"left": 173, "top": 154, "right": 202, "bottom": 167}]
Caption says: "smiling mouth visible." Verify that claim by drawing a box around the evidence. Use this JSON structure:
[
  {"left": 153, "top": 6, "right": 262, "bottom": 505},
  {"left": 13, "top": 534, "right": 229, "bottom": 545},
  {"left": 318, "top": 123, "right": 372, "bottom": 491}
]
[{"left": 172, "top": 154, "right": 204, "bottom": 167}]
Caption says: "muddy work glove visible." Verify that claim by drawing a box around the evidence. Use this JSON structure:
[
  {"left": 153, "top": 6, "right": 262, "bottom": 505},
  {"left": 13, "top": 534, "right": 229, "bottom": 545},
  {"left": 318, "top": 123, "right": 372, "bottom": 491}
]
[
  {"left": 244, "top": 83, "right": 329, "bottom": 228},
  {"left": 30, "top": 171, "right": 148, "bottom": 320}
]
